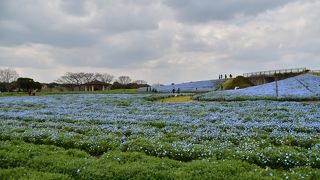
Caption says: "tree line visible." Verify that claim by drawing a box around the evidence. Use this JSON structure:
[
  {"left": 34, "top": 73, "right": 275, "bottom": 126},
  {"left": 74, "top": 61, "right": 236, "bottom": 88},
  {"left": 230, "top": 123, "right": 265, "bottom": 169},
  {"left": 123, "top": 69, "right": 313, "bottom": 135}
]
[
  {"left": 56, "top": 72, "right": 149, "bottom": 90},
  {"left": 0, "top": 68, "right": 42, "bottom": 92},
  {"left": 0, "top": 68, "right": 149, "bottom": 92}
]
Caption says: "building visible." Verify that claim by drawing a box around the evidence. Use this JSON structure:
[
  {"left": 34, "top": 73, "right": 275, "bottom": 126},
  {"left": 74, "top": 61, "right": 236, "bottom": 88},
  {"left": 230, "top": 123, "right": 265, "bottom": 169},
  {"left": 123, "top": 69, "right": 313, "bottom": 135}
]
[{"left": 83, "top": 80, "right": 111, "bottom": 91}]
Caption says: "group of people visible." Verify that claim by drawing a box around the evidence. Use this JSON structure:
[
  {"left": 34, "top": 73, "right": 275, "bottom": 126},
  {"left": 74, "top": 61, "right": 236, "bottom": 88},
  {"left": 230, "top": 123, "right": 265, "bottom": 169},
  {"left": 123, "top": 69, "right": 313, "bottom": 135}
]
[
  {"left": 146, "top": 87, "right": 158, "bottom": 93},
  {"left": 172, "top": 88, "right": 180, "bottom": 94},
  {"left": 219, "top": 74, "right": 233, "bottom": 79}
]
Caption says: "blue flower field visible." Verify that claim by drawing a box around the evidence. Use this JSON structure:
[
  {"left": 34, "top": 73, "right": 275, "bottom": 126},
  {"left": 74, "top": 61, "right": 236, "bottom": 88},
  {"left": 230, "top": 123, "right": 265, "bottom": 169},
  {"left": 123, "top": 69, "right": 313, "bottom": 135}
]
[{"left": 0, "top": 94, "right": 320, "bottom": 179}]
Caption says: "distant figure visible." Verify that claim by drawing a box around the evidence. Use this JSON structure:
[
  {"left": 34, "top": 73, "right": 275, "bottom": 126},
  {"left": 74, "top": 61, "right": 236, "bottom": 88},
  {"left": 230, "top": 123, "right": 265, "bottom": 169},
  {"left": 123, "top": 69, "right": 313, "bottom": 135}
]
[
  {"left": 218, "top": 75, "right": 221, "bottom": 79},
  {"left": 177, "top": 88, "right": 180, "bottom": 94},
  {"left": 172, "top": 88, "right": 175, "bottom": 93},
  {"left": 229, "top": 74, "right": 232, "bottom": 78},
  {"left": 146, "top": 87, "right": 149, "bottom": 92},
  {"left": 225, "top": 74, "right": 227, "bottom": 79}
]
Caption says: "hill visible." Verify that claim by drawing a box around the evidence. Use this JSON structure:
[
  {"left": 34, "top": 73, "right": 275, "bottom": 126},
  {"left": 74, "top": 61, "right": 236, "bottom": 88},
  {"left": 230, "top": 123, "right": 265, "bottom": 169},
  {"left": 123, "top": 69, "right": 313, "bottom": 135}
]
[
  {"left": 195, "top": 74, "right": 320, "bottom": 101},
  {"left": 222, "top": 76, "right": 253, "bottom": 90},
  {"left": 139, "top": 79, "right": 224, "bottom": 93}
]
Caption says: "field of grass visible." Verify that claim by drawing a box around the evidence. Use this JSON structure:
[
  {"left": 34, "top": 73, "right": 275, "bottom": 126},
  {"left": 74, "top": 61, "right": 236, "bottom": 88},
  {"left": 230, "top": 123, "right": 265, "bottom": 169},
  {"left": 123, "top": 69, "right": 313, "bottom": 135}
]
[
  {"left": 0, "top": 89, "right": 151, "bottom": 97},
  {"left": 1, "top": 94, "right": 320, "bottom": 179}
]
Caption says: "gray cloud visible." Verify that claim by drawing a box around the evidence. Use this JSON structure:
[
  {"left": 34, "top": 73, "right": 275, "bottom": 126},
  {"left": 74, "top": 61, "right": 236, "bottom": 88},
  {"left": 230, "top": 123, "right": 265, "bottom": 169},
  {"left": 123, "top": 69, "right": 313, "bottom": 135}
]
[
  {"left": 0, "top": 0, "right": 319, "bottom": 84},
  {"left": 164, "top": 0, "right": 295, "bottom": 22},
  {"left": 0, "top": 0, "right": 165, "bottom": 48}
]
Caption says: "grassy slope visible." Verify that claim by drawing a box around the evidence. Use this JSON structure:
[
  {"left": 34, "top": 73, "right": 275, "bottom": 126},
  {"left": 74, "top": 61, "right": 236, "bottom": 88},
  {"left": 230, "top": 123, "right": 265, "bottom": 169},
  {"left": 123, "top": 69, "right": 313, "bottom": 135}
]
[{"left": 222, "top": 76, "right": 253, "bottom": 90}]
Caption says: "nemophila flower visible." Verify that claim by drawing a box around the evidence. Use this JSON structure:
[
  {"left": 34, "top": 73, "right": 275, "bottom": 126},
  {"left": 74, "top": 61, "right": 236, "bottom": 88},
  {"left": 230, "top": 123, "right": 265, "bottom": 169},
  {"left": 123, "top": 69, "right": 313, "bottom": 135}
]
[
  {"left": 0, "top": 94, "right": 319, "bottom": 169},
  {"left": 197, "top": 74, "right": 320, "bottom": 100}
]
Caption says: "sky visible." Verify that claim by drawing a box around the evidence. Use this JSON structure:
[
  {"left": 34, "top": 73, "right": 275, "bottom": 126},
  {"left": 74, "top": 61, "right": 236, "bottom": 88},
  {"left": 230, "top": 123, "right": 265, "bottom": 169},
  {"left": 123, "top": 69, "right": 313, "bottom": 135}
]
[{"left": 0, "top": 0, "right": 320, "bottom": 84}]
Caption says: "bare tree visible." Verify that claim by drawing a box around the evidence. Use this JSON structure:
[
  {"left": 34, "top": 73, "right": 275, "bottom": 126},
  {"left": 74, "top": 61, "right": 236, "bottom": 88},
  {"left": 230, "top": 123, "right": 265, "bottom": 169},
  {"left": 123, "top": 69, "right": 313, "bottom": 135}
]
[
  {"left": 83, "top": 73, "right": 96, "bottom": 83},
  {"left": 133, "top": 80, "right": 147, "bottom": 85},
  {"left": 57, "top": 72, "right": 83, "bottom": 85},
  {"left": 95, "top": 73, "right": 114, "bottom": 84},
  {"left": 0, "top": 68, "right": 19, "bottom": 83},
  {"left": 117, "top": 76, "right": 132, "bottom": 85}
]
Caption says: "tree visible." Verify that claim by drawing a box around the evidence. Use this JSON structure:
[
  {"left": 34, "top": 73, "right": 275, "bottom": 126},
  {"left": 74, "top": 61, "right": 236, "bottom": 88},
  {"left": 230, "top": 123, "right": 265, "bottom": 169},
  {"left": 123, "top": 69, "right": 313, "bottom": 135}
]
[
  {"left": 82, "top": 73, "right": 96, "bottom": 83},
  {"left": 133, "top": 80, "right": 147, "bottom": 85},
  {"left": 57, "top": 72, "right": 85, "bottom": 86},
  {"left": 95, "top": 73, "right": 114, "bottom": 84},
  {"left": 16, "top": 77, "right": 41, "bottom": 92},
  {"left": 117, "top": 76, "right": 132, "bottom": 85},
  {"left": 0, "top": 68, "right": 19, "bottom": 83}
]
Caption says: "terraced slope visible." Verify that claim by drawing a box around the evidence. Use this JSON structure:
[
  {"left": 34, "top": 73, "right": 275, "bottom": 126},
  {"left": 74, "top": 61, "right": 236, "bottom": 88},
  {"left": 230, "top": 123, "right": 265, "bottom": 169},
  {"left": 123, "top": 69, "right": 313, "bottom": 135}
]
[{"left": 196, "top": 74, "right": 320, "bottom": 101}]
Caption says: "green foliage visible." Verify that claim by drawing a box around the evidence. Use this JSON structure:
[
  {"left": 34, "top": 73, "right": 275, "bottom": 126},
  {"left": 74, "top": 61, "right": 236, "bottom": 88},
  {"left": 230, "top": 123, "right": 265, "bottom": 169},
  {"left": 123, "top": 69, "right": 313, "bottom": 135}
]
[
  {"left": 0, "top": 167, "right": 71, "bottom": 180},
  {"left": 274, "top": 72, "right": 304, "bottom": 80},
  {"left": 309, "top": 72, "right": 320, "bottom": 76},
  {"left": 222, "top": 76, "right": 253, "bottom": 90},
  {"left": 111, "top": 82, "right": 149, "bottom": 90},
  {"left": 5, "top": 140, "right": 317, "bottom": 179},
  {"left": 16, "top": 77, "right": 42, "bottom": 92}
]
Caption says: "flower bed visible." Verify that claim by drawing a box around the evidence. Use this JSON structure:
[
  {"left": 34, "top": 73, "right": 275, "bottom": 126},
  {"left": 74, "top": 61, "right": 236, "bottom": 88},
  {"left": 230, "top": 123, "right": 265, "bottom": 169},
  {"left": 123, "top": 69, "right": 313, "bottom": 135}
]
[{"left": 0, "top": 94, "right": 320, "bottom": 178}]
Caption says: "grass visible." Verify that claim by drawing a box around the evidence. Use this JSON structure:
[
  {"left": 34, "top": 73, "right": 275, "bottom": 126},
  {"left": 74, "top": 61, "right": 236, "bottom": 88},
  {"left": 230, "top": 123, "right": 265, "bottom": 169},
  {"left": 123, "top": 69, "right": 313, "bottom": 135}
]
[
  {"left": 309, "top": 72, "right": 320, "bottom": 76},
  {"left": 222, "top": 76, "right": 253, "bottom": 90},
  {"left": 157, "top": 96, "right": 193, "bottom": 103},
  {"left": 3, "top": 140, "right": 318, "bottom": 179},
  {"left": 0, "top": 89, "right": 152, "bottom": 97}
]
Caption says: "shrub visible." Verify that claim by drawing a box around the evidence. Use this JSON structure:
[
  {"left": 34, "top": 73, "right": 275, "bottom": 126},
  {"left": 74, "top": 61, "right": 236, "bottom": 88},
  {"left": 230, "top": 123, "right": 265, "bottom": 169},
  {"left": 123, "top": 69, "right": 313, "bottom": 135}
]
[{"left": 222, "top": 76, "right": 253, "bottom": 90}]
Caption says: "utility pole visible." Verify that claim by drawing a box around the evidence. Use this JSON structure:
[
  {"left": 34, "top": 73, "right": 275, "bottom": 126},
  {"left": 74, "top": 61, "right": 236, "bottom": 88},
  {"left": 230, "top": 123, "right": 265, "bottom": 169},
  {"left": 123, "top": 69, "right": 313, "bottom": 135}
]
[{"left": 275, "top": 74, "right": 279, "bottom": 98}]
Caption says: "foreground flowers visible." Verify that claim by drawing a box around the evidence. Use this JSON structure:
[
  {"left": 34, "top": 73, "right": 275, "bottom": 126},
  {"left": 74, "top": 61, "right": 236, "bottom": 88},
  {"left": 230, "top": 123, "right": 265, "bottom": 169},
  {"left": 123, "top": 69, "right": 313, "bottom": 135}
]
[{"left": 0, "top": 94, "right": 320, "bottom": 178}]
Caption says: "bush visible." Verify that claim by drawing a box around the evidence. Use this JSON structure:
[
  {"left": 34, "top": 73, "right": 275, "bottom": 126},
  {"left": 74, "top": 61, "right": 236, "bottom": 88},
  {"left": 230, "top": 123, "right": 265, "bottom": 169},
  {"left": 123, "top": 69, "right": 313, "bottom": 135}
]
[{"left": 222, "top": 76, "right": 253, "bottom": 90}]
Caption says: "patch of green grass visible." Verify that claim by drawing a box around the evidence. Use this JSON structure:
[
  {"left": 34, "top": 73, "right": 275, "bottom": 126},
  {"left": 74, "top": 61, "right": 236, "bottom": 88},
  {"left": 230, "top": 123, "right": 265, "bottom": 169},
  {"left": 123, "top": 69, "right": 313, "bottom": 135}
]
[
  {"left": 146, "top": 121, "right": 167, "bottom": 129},
  {"left": 157, "top": 96, "right": 193, "bottom": 103},
  {"left": 0, "top": 92, "right": 28, "bottom": 97},
  {"left": 309, "top": 72, "right": 320, "bottom": 76}
]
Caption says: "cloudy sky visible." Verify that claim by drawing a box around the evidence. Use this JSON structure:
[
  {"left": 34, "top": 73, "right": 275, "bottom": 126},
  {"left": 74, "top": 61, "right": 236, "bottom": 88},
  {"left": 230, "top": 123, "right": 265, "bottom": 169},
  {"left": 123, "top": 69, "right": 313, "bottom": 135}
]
[{"left": 1, "top": 0, "right": 320, "bottom": 84}]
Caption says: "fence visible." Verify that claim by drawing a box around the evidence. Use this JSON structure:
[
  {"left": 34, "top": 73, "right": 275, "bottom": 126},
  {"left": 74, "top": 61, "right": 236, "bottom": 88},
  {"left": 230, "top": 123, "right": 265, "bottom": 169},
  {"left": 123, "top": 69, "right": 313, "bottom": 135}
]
[{"left": 243, "top": 68, "right": 308, "bottom": 77}]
